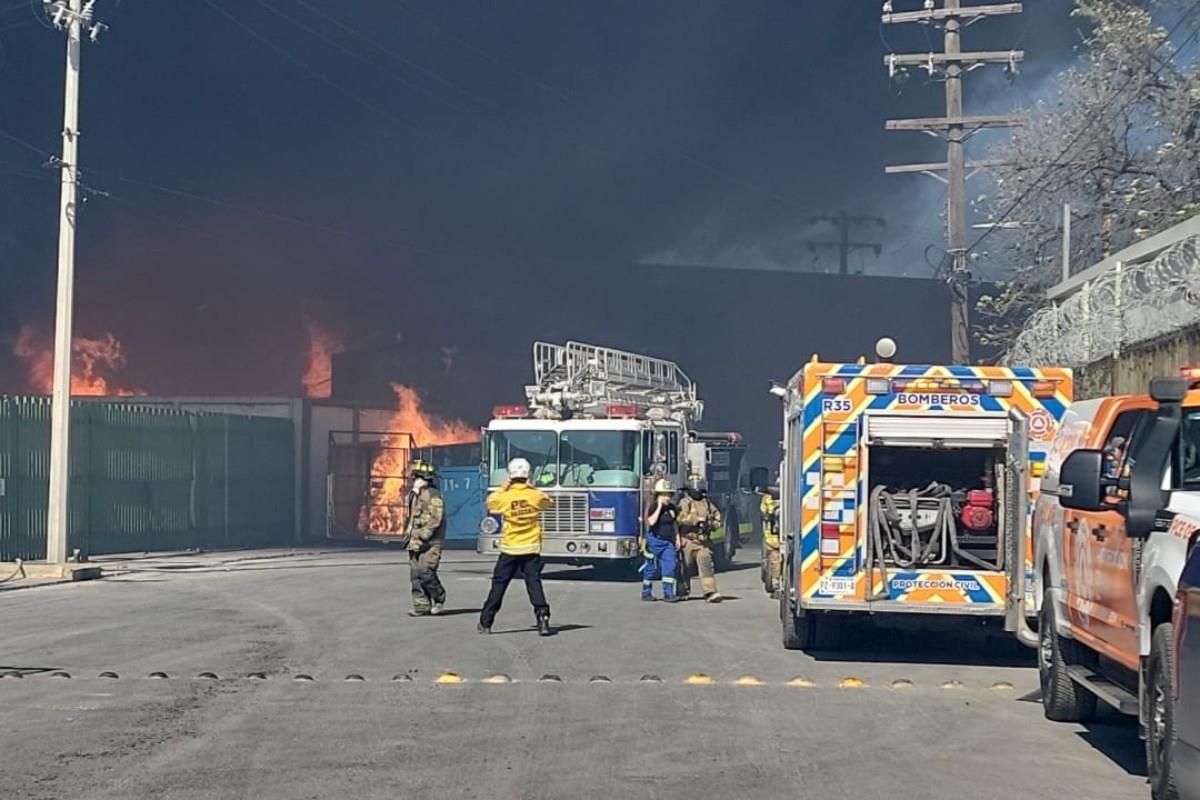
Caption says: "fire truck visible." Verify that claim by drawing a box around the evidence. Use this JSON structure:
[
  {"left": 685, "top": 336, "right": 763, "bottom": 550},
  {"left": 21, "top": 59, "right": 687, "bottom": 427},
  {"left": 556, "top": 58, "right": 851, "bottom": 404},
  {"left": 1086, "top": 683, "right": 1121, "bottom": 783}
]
[
  {"left": 477, "top": 341, "right": 743, "bottom": 574},
  {"left": 775, "top": 339, "right": 1073, "bottom": 650}
]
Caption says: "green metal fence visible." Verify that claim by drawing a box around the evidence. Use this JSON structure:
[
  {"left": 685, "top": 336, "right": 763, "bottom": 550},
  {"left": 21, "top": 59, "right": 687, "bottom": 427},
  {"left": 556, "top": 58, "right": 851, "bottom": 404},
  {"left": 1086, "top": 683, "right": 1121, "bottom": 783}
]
[{"left": 0, "top": 397, "right": 295, "bottom": 561}]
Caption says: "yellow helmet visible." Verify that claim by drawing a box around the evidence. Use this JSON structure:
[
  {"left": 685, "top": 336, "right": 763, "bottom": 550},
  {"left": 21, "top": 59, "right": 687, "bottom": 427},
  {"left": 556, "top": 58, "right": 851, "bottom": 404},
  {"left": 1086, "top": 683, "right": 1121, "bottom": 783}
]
[{"left": 410, "top": 459, "right": 437, "bottom": 481}]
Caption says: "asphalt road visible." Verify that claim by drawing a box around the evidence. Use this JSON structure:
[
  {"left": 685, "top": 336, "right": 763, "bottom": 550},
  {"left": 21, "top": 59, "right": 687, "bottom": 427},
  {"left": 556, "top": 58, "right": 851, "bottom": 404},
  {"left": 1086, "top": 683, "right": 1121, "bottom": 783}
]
[{"left": 1, "top": 547, "right": 1149, "bottom": 799}]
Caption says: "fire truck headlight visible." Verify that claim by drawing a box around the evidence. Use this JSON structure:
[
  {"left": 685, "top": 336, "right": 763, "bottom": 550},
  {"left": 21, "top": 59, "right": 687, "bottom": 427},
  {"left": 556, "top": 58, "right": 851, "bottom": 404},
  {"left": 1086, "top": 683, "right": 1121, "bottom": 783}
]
[{"left": 480, "top": 516, "right": 499, "bottom": 535}]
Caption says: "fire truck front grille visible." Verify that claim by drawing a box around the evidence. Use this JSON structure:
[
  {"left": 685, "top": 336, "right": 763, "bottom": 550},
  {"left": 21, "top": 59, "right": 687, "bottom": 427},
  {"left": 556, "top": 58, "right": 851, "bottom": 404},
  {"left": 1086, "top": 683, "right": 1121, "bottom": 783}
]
[{"left": 541, "top": 493, "right": 588, "bottom": 536}]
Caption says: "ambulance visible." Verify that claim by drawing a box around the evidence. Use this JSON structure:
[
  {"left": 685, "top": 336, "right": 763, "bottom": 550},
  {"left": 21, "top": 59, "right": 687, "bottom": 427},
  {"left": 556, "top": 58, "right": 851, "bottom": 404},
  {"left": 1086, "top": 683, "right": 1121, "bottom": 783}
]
[{"left": 775, "top": 339, "right": 1073, "bottom": 650}]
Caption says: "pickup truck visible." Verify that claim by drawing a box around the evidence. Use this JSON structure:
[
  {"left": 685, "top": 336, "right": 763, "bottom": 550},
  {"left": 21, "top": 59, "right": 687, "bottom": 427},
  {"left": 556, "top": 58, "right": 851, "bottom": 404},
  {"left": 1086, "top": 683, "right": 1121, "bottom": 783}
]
[{"left": 1033, "top": 374, "right": 1200, "bottom": 800}]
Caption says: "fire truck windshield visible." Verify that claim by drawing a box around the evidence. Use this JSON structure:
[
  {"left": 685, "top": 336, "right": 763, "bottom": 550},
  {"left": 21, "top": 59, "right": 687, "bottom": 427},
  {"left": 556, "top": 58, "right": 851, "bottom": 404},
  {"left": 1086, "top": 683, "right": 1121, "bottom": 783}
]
[
  {"left": 487, "top": 429, "right": 558, "bottom": 487},
  {"left": 559, "top": 431, "right": 641, "bottom": 488}
]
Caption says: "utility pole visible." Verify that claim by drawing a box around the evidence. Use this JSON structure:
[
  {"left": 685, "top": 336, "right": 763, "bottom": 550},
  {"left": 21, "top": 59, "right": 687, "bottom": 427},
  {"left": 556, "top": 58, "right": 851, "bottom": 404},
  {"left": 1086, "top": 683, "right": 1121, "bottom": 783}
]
[
  {"left": 44, "top": 0, "right": 107, "bottom": 564},
  {"left": 806, "top": 212, "right": 885, "bottom": 275},
  {"left": 883, "top": 1, "right": 1023, "bottom": 363}
]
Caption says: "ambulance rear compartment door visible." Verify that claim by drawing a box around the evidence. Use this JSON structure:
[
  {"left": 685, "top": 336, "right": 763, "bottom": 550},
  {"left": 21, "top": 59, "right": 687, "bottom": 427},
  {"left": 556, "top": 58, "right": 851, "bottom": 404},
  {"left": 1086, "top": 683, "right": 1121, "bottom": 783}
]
[{"left": 865, "top": 414, "right": 1010, "bottom": 448}]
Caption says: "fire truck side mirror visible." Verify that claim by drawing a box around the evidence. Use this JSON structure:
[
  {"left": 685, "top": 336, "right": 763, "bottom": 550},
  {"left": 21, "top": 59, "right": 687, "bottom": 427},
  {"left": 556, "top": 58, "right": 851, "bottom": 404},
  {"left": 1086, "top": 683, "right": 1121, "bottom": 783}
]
[{"left": 1057, "top": 450, "right": 1110, "bottom": 513}]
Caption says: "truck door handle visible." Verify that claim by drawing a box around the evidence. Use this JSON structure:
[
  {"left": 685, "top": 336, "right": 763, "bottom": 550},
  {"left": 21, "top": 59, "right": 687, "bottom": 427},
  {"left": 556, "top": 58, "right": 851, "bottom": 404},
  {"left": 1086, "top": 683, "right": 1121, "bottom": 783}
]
[{"left": 1092, "top": 526, "right": 1107, "bottom": 542}]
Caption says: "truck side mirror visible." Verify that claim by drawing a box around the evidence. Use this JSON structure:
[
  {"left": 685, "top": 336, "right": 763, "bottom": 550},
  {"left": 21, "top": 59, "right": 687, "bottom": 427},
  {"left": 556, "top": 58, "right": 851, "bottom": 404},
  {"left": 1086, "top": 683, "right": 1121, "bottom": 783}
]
[
  {"left": 1058, "top": 450, "right": 1111, "bottom": 512},
  {"left": 749, "top": 466, "right": 769, "bottom": 493},
  {"left": 1151, "top": 377, "right": 1188, "bottom": 403}
]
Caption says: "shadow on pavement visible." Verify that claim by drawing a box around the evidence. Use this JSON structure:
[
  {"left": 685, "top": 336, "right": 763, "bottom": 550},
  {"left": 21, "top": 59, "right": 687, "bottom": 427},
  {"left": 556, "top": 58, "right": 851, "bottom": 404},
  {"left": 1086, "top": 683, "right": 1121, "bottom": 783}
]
[
  {"left": 806, "top": 619, "right": 1036, "bottom": 667},
  {"left": 1078, "top": 715, "right": 1146, "bottom": 777},
  {"left": 490, "top": 624, "right": 592, "bottom": 636},
  {"left": 427, "top": 608, "right": 479, "bottom": 617}
]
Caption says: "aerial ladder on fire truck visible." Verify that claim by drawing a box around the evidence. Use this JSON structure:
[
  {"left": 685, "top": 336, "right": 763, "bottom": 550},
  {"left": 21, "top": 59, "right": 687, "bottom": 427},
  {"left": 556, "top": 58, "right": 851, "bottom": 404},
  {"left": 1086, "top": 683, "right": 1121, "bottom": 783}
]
[{"left": 524, "top": 340, "right": 704, "bottom": 424}]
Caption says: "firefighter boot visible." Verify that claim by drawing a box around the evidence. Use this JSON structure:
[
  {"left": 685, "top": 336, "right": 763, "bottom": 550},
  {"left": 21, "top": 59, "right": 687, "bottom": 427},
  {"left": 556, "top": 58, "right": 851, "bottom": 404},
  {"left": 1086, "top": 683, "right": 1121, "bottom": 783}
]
[{"left": 537, "top": 613, "right": 552, "bottom": 637}]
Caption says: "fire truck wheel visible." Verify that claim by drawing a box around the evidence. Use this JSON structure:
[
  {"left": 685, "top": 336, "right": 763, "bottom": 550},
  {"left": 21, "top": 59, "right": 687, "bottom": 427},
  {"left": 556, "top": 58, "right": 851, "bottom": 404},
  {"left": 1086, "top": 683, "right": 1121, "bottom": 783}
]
[
  {"left": 780, "top": 588, "right": 811, "bottom": 650},
  {"left": 1038, "top": 589, "right": 1097, "bottom": 722},
  {"left": 1146, "top": 622, "right": 1180, "bottom": 800}
]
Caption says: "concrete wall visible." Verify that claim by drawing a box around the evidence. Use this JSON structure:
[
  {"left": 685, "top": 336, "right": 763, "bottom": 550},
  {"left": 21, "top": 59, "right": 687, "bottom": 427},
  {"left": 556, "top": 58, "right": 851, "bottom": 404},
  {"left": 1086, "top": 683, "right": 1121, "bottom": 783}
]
[{"left": 1075, "top": 323, "right": 1200, "bottom": 399}]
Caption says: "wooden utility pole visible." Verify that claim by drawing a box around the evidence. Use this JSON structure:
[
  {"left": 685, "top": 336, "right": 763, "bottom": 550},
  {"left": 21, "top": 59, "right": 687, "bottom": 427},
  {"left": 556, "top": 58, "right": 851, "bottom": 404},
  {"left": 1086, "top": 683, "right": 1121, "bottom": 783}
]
[
  {"left": 806, "top": 212, "right": 885, "bottom": 275},
  {"left": 883, "top": 1, "right": 1023, "bottom": 363}
]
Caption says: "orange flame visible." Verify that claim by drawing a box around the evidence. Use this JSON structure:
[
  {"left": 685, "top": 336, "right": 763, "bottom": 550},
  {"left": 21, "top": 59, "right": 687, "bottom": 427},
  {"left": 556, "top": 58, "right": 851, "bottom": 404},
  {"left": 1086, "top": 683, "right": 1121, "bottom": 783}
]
[
  {"left": 302, "top": 317, "right": 342, "bottom": 399},
  {"left": 13, "top": 324, "right": 143, "bottom": 396},
  {"left": 357, "top": 382, "right": 479, "bottom": 534}
]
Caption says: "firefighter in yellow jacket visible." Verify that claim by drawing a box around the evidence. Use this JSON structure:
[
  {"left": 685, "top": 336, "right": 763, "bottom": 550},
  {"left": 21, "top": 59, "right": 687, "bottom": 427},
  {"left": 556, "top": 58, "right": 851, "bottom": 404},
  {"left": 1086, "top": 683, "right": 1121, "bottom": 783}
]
[
  {"left": 760, "top": 487, "right": 781, "bottom": 597},
  {"left": 405, "top": 460, "right": 447, "bottom": 617},
  {"left": 675, "top": 475, "right": 724, "bottom": 603},
  {"left": 478, "top": 457, "right": 555, "bottom": 636}
]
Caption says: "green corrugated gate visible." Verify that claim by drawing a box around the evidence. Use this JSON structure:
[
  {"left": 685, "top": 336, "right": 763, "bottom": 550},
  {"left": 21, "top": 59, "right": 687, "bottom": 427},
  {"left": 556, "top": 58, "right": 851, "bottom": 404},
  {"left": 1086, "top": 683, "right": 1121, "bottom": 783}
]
[{"left": 0, "top": 397, "right": 294, "bottom": 561}]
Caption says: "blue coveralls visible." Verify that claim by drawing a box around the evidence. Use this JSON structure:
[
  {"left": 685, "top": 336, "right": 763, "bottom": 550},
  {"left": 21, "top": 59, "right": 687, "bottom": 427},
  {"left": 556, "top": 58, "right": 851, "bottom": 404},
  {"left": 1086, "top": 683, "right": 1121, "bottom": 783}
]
[{"left": 642, "top": 533, "right": 677, "bottom": 600}]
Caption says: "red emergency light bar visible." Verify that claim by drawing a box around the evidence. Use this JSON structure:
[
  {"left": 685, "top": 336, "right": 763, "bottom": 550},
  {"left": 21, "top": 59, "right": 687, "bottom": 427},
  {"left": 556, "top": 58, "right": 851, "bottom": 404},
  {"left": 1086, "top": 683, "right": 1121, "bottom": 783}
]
[
  {"left": 492, "top": 405, "right": 529, "bottom": 419},
  {"left": 606, "top": 404, "right": 640, "bottom": 418},
  {"left": 822, "top": 378, "right": 846, "bottom": 394},
  {"left": 1029, "top": 381, "right": 1057, "bottom": 398},
  {"left": 1181, "top": 366, "right": 1200, "bottom": 387}
]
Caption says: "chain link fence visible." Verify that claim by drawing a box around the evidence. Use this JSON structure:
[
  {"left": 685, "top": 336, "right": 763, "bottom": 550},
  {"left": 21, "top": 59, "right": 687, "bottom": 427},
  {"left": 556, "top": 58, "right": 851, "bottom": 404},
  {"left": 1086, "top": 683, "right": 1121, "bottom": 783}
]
[{"left": 1007, "top": 233, "right": 1200, "bottom": 367}]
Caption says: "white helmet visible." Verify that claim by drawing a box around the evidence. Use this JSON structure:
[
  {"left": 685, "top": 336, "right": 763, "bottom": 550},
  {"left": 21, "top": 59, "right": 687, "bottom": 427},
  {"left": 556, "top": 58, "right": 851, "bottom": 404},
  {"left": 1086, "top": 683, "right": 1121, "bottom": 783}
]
[
  {"left": 653, "top": 478, "right": 673, "bottom": 494},
  {"left": 508, "top": 457, "right": 532, "bottom": 480}
]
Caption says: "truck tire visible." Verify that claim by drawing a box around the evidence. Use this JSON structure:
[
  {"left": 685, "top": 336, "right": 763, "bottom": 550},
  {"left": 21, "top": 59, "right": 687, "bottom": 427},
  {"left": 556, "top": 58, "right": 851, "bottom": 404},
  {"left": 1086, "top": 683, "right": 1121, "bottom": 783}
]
[
  {"left": 1147, "top": 623, "right": 1181, "bottom": 800},
  {"left": 780, "top": 586, "right": 810, "bottom": 650},
  {"left": 1038, "top": 589, "right": 1097, "bottom": 722},
  {"left": 712, "top": 508, "right": 738, "bottom": 572},
  {"left": 760, "top": 539, "right": 769, "bottom": 589}
]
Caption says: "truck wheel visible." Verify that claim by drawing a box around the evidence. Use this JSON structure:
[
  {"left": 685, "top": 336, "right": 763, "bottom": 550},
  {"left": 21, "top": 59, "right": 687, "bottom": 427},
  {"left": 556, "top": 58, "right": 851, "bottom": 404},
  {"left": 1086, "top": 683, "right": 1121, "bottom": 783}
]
[
  {"left": 780, "top": 586, "right": 810, "bottom": 650},
  {"left": 712, "top": 534, "right": 734, "bottom": 572},
  {"left": 1038, "top": 589, "right": 1097, "bottom": 722},
  {"left": 1147, "top": 623, "right": 1180, "bottom": 800},
  {"left": 760, "top": 538, "right": 769, "bottom": 588}
]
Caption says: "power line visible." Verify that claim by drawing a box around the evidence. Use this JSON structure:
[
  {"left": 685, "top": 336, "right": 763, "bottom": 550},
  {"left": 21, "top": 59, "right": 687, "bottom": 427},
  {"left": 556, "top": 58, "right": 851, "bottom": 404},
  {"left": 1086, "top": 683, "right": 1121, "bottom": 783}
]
[
  {"left": 199, "top": 0, "right": 440, "bottom": 145},
  {"left": 248, "top": 0, "right": 483, "bottom": 118},
  {"left": 966, "top": 0, "right": 1200, "bottom": 259},
  {"left": 0, "top": 125, "right": 461, "bottom": 259},
  {"left": 286, "top": 0, "right": 505, "bottom": 117},
  {"left": 883, "top": 1, "right": 1025, "bottom": 363}
]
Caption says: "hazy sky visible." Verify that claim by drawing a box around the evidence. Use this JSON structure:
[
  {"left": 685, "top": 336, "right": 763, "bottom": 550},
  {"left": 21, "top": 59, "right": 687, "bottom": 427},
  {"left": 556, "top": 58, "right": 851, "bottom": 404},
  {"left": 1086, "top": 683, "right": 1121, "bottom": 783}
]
[{"left": 0, "top": 0, "right": 1082, "bottom": 442}]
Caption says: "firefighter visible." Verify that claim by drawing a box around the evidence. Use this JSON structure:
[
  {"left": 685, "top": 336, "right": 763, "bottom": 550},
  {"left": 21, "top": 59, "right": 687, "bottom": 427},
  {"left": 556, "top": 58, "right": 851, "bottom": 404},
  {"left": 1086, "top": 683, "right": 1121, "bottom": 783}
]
[
  {"left": 405, "top": 460, "right": 447, "bottom": 617},
  {"left": 641, "top": 478, "right": 679, "bottom": 602},
  {"left": 676, "top": 475, "right": 724, "bottom": 603},
  {"left": 479, "top": 457, "right": 555, "bottom": 636},
  {"left": 760, "top": 486, "right": 781, "bottom": 597}
]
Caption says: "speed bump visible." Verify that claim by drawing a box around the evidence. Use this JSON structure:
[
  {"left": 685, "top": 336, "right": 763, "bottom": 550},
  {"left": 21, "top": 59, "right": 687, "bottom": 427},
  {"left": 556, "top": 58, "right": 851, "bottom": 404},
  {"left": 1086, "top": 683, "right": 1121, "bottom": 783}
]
[
  {"left": 839, "top": 677, "right": 866, "bottom": 688},
  {"left": 890, "top": 679, "right": 914, "bottom": 689},
  {"left": 685, "top": 673, "right": 714, "bottom": 685},
  {"left": 435, "top": 672, "right": 465, "bottom": 684},
  {"left": 483, "top": 674, "right": 512, "bottom": 684},
  {"left": 786, "top": 677, "right": 815, "bottom": 688},
  {"left": 733, "top": 676, "right": 764, "bottom": 686}
]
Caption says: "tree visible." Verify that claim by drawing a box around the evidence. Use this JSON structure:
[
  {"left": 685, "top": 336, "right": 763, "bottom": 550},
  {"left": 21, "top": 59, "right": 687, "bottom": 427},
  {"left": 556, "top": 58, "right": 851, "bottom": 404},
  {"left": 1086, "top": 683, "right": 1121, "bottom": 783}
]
[{"left": 976, "top": 0, "right": 1200, "bottom": 350}]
